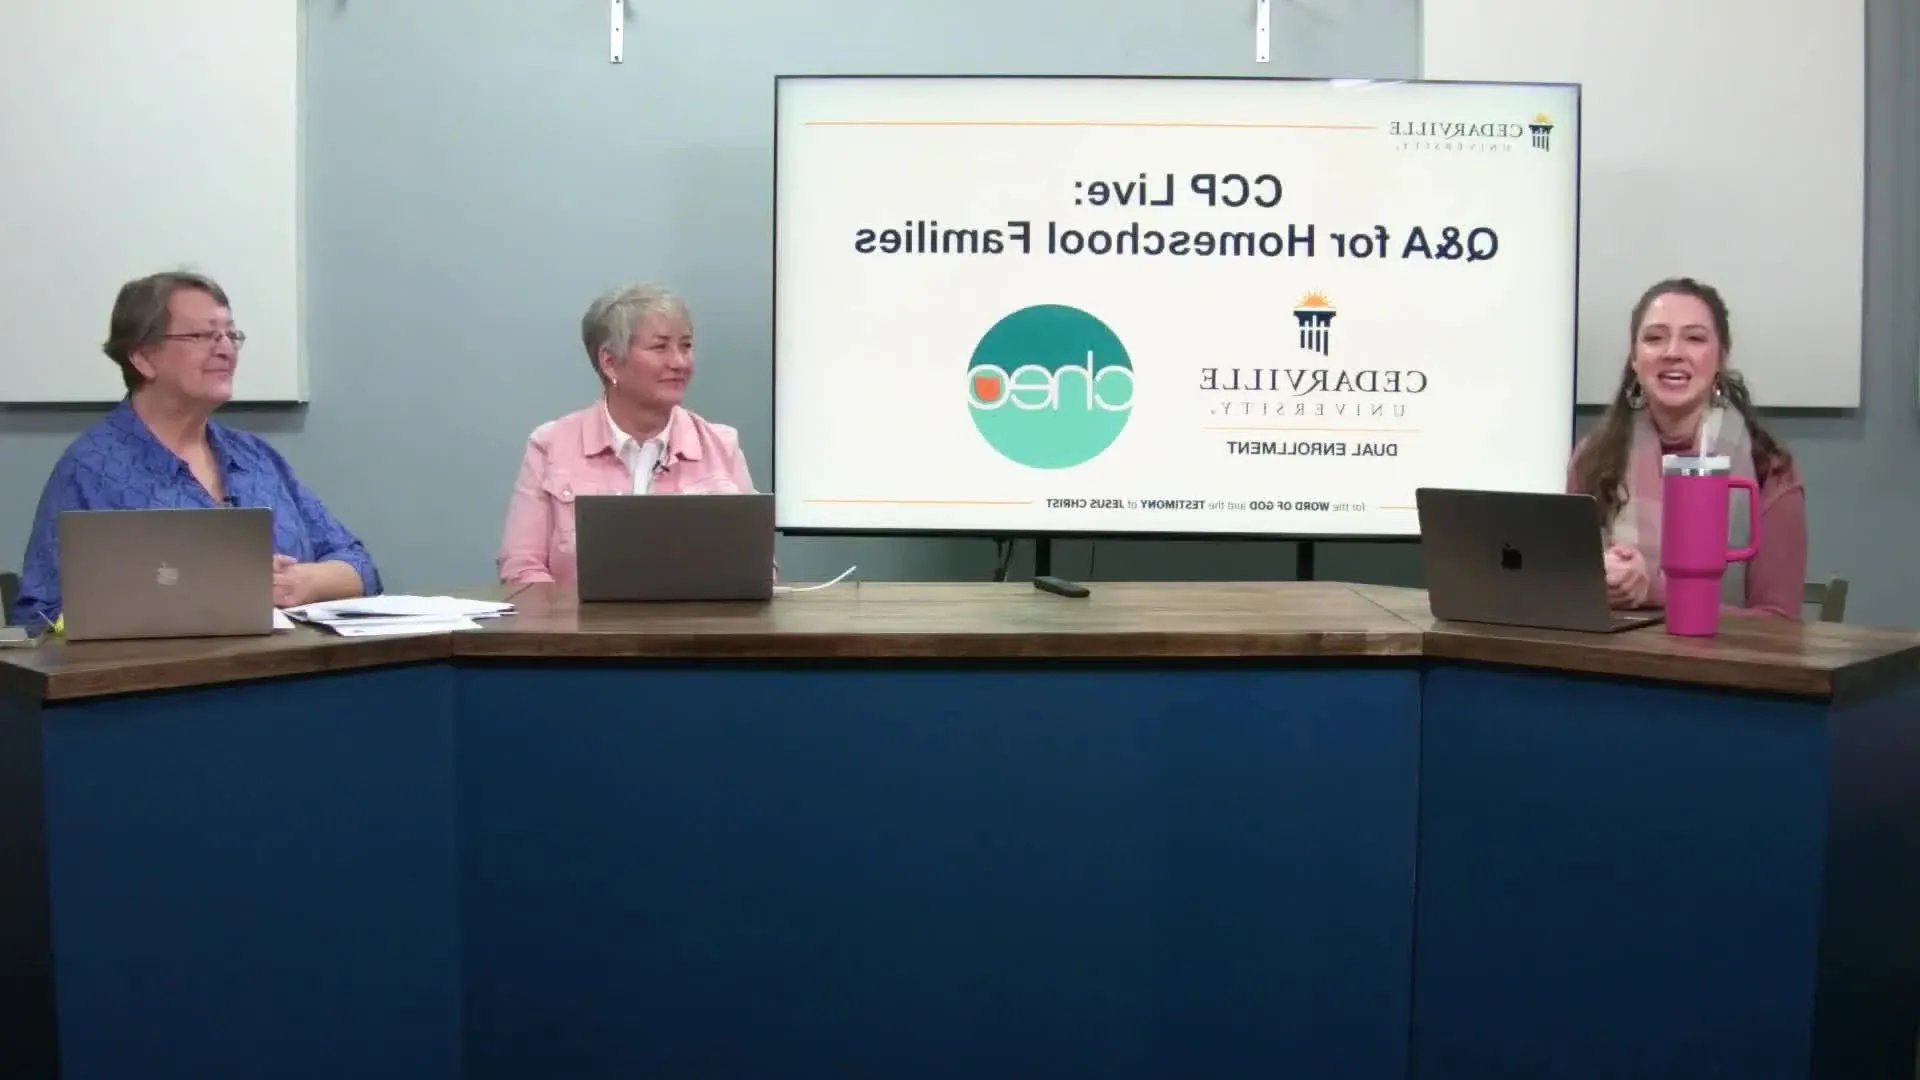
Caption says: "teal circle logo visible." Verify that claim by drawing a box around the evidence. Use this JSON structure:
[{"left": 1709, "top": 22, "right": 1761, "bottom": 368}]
[{"left": 965, "top": 304, "right": 1134, "bottom": 470}]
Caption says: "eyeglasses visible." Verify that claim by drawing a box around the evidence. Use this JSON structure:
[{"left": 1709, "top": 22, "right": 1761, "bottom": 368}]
[{"left": 162, "top": 329, "right": 247, "bottom": 347}]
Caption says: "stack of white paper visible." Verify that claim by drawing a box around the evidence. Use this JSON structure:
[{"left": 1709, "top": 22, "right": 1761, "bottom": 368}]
[{"left": 283, "top": 595, "right": 516, "bottom": 638}]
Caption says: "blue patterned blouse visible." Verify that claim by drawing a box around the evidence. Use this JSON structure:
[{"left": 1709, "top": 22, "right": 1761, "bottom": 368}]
[{"left": 10, "top": 400, "right": 381, "bottom": 629}]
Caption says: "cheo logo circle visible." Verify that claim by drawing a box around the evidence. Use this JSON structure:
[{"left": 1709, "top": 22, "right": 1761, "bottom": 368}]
[{"left": 965, "top": 304, "right": 1134, "bottom": 469}]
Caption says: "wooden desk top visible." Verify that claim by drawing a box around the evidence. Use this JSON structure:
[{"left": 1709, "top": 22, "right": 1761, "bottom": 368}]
[{"left": 1, "top": 581, "right": 1914, "bottom": 704}]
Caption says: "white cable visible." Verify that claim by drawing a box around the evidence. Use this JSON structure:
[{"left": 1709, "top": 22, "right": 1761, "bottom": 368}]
[{"left": 773, "top": 565, "right": 857, "bottom": 595}]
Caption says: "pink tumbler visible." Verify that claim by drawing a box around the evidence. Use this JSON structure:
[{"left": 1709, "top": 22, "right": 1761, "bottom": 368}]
[{"left": 1659, "top": 454, "right": 1760, "bottom": 637}]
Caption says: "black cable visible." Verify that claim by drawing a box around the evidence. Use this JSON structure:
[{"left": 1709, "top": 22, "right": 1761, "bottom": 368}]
[{"left": 991, "top": 538, "right": 1015, "bottom": 582}]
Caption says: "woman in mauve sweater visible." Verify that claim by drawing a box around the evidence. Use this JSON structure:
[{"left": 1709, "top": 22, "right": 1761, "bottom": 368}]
[{"left": 1567, "top": 277, "right": 1807, "bottom": 620}]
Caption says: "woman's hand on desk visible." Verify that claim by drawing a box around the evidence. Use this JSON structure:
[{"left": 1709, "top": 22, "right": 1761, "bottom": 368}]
[
  {"left": 273, "top": 554, "right": 321, "bottom": 609},
  {"left": 274, "top": 555, "right": 368, "bottom": 607},
  {"left": 1603, "top": 543, "right": 1652, "bottom": 609}
]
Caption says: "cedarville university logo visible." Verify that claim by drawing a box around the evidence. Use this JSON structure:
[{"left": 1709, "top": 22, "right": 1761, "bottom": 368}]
[
  {"left": 1529, "top": 112, "right": 1553, "bottom": 150},
  {"left": 1388, "top": 109, "right": 1555, "bottom": 153},
  {"left": 966, "top": 303, "right": 1135, "bottom": 469},
  {"left": 1293, "top": 291, "right": 1337, "bottom": 355}
]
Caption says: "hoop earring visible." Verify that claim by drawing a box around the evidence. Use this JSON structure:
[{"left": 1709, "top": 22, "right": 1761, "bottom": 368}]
[
  {"left": 1710, "top": 373, "right": 1727, "bottom": 407},
  {"left": 1625, "top": 379, "right": 1646, "bottom": 410}
]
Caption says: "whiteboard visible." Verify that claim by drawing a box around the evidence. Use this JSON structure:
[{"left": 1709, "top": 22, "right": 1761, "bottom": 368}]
[
  {"left": 0, "top": 0, "right": 306, "bottom": 404},
  {"left": 1422, "top": 0, "right": 1864, "bottom": 409}
]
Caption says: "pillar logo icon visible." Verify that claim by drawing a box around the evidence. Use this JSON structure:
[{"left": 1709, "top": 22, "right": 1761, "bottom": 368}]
[
  {"left": 1529, "top": 112, "right": 1554, "bottom": 151},
  {"left": 964, "top": 304, "right": 1135, "bottom": 470},
  {"left": 1293, "top": 291, "right": 1337, "bottom": 355}
]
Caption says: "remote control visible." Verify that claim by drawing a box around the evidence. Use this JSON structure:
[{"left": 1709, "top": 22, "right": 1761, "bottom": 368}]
[{"left": 1033, "top": 576, "right": 1091, "bottom": 599}]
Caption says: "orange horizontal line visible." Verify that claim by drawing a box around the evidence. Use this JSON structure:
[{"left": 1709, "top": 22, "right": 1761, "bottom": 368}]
[
  {"left": 1204, "top": 426, "right": 1420, "bottom": 433},
  {"left": 802, "top": 498, "right": 1032, "bottom": 506},
  {"left": 805, "top": 120, "right": 1376, "bottom": 131}
]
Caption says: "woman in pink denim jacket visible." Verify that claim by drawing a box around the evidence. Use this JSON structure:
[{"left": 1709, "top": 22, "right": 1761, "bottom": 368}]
[{"left": 497, "top": 282, "right": 762, "bottom": 586}]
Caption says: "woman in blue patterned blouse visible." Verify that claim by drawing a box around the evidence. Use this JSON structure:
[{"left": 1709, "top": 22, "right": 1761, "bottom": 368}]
[{"left": 10, "top": 271, "right": 381, "bottom": 630}]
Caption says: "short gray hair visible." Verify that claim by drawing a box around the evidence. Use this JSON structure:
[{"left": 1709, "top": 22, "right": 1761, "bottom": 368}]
[
  {"left": 580, "top": 282, "right": 692, "bottom": 380},
  {"left": 104, "top": 270, "right": 231, "bottom": 391}
]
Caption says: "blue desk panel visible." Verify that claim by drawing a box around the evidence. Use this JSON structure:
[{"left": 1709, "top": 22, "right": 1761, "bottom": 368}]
[
  {"left": 455, "top": 662, "right": 1422, "bottom": 1080},
  {"left": 24, "top": 654, "right": 1915, "bottom": 1080},
  {"left": 39, "top": 665, "right": 461, "bottom": 1080},
  {"left": 1414, "top": 664, "right": 1920, "bottom": 1080}
]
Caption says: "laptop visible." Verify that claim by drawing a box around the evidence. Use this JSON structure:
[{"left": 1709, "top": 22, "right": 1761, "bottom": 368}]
[
  {"left": 574, "top": 493, "right": 776, "bottom": 602},
  {"left": 58, "top": 507, "right": 275, "bottom": 641},
  {"left": 1415, "top": 487, "right": 1664, "bottom": 634}
]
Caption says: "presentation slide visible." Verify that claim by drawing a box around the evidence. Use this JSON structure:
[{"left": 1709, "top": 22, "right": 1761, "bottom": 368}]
[{"left": 772, "top": 76, "right": 1579, "bottom": 538}]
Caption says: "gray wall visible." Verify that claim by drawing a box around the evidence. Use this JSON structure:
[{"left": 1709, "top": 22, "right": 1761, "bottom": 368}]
[{"left": 1, "top": 0, "right": 1911, "bottom": 622}]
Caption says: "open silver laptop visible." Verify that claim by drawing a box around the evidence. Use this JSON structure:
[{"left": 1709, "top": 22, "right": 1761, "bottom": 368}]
[
  {"left": 1415, "top": 488, "right": 1664, "bottom": 634},
  {"left": 58, "top": 507, "right": 275, "bottom": 641},
  {"left": 574, "top": 493, "right": 776, "bottom": 602}
]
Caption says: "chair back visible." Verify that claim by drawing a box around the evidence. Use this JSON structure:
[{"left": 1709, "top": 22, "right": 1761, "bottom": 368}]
[{"left": 1802, "top": 577, "right": 1850, "bottom": 623}]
